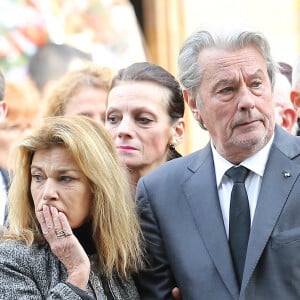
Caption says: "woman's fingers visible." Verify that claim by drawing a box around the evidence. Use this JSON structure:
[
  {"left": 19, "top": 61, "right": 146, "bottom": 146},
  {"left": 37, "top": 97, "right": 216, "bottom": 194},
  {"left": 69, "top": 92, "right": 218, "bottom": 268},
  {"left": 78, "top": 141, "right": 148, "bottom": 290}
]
[
  {"left": 43, "top": 205, "right": 55, "bottom": 233},
  {"left": 36, "top": 205, "right": 90, "bottom": 288},
  {"left": 36, "top": 209, "right": 48, "bottom": 235},
  {"left": 36, "top": 205, "right": 56, "bottom": 237},
  {"left": 37, "top": 205, "right": 66, "bottom": 240},
  {"left": 58, "top": 211, "right": 73, "bottom": 237},
  {"left": 50, "top": 206, "right": 66, "bottom": 238}
]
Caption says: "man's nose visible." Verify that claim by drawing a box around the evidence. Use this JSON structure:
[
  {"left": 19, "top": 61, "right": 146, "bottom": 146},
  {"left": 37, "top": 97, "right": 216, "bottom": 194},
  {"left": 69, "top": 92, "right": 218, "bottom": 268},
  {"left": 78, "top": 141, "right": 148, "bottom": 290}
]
[{"left": 237, "top": 85, "right": 256, "bottom": 111}]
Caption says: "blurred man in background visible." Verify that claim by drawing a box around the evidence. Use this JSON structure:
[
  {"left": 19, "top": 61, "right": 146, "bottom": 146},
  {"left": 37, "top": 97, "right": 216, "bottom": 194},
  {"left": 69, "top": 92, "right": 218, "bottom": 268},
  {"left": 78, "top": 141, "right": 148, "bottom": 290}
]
[
  {"left": 28, "top": 42, "right": 92, "bottom": 100},
  {"left": 291, "top": 57, "right": 300, "bottom": 135},
  {"left": 273, "top": 68, "right": 297, "bottom": 134}
]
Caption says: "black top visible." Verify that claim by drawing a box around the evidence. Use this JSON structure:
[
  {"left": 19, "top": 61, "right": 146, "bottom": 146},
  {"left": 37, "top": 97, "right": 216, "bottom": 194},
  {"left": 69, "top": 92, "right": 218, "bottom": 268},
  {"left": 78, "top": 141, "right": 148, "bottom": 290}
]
[{"left": 72, "top": 222, "right": 115, "bottom": 300}]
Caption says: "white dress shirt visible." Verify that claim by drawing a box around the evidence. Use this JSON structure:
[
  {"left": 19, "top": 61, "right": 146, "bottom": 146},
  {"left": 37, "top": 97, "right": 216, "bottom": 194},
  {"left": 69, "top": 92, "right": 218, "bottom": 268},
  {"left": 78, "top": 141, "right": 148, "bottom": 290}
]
[{"left": 211, "top": 135, "right": 274, "bottom": 238}]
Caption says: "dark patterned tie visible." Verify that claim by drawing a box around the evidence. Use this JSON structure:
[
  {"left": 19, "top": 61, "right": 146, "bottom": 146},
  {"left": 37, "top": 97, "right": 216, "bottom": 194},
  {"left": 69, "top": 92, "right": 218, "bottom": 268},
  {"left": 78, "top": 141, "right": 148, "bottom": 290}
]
[{"left": 225, "top": 166, "right": 250, "bottom": 287}]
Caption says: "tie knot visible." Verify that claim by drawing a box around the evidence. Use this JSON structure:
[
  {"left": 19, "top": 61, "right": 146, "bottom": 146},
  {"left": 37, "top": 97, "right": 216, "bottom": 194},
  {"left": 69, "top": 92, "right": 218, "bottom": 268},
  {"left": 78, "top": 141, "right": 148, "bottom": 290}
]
[{"left": 225, "top": 166, "right": 249, "bottom": 183}]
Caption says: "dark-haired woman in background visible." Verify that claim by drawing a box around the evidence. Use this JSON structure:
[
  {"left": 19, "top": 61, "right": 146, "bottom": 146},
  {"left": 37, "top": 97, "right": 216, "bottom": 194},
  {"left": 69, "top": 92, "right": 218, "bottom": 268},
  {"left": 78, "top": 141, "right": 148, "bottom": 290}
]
[{"left": 105, "top": 62, "right": 185, "bottom": 196}]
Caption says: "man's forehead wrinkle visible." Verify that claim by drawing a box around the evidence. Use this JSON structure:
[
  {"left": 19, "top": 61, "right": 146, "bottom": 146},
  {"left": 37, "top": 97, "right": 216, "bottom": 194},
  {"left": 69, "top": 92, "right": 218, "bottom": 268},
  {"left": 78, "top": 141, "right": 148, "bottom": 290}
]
[
  {"left": 204, "top": 55, "right": 260, "bottom": 70},
  {"left": 203, "top": 62, "right": 265, "bottom": 81}
]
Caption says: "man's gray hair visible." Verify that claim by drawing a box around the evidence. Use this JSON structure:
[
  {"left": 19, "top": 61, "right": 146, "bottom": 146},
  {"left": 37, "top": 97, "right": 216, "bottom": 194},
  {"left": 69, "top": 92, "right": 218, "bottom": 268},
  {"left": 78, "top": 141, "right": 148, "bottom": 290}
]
[{"left": 178, "top": 28, "right": 278, "bottom": 104}]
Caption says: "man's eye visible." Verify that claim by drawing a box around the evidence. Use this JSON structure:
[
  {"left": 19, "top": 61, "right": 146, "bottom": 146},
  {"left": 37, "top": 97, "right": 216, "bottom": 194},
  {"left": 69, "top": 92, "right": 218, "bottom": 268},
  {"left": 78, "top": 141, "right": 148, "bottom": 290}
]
[
  {"left": 219, "top": 87, "right": 234, "bottom": 94},
  {"left": 251, "top": 81, "right": 262, "bottom": 88}
]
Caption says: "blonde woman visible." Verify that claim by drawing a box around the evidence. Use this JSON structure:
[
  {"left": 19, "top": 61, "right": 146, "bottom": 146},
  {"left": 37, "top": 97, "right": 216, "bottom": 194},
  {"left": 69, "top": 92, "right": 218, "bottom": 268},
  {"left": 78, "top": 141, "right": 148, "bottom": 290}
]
[
  {"left": 0, "top": 116, "right": 143, "bottom": 299},
  {"left": 42, "top": 64, "right": 112, "bottom": 124}
]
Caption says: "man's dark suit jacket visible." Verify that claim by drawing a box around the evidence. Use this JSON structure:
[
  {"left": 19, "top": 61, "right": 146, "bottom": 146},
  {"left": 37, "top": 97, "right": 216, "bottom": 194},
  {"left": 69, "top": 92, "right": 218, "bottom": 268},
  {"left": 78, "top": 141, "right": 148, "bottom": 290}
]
[{"left": 135, "top": 126, "right": 300, "bottom": 300}]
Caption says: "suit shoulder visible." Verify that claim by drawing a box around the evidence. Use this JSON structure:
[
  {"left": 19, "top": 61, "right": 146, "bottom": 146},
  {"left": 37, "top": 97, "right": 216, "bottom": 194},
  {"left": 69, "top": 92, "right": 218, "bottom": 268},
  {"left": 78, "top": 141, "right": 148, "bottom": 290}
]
[
  {"left": 142, "top": 149, "right": 205, "bottom": 182},
  {"left": 274, "top": 127, "right": 300, "bottom": 159}
]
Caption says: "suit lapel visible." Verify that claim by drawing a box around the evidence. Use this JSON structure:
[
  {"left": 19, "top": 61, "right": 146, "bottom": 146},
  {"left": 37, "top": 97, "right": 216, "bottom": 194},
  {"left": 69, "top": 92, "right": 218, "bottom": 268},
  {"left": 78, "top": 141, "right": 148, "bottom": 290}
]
[
  {"left": 183, "top": 145, "right": 240, "bottom": 299},
  {"left": 241, "top": 130, "right": 300, "bottom": 294}
]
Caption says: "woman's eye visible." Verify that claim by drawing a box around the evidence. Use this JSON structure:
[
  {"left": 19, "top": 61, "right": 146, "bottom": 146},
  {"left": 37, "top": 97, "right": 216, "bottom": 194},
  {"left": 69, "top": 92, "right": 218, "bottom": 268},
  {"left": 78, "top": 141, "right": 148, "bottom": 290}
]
[
  {"left": 79, "top": 112, "right": 93, "bottom": 118},
  {"left": 137, "top": 117, "right": 152, "bottom": 125},
  {"left": 106, "top": 115, "right": 119, "bottom": 124},
  {"left": 31, "top": 174, "right": 43, "bottom": 182},
  {"left": 60, "top": 176, "right": 72, "bottom": 183}
]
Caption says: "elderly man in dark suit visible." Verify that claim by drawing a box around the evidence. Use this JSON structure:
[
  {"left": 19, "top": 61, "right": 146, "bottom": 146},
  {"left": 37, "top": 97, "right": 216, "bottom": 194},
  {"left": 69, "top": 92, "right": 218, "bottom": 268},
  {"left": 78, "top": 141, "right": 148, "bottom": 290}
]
[
  {"left": 0, "top": 69, "right": 8, "bottom": 226},
  {"left": 135, "top": 28, "right": 300, "bottom": 300}
]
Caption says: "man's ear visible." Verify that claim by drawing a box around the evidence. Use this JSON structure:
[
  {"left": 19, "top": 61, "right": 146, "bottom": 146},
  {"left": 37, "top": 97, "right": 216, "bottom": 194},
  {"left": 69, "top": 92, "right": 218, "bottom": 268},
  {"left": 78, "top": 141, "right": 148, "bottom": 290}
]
[
  {"left": 281, "top": 107, "right": 298, "bottom": 134},
  {"left": 182, "top": 89, "right": 202, "bottom": 122},
  {"left": 291, "top": 90, "right": 300, "bottom": 108},
  {"left": 183, "top": 89, "right": 196, "bottom": 110}
]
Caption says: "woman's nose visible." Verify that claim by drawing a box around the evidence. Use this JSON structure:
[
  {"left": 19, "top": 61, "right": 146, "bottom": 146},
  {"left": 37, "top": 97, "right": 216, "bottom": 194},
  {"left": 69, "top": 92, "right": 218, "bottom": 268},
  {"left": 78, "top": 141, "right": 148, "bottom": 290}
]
[
  {"left": 117, "top": 117, "right": 134, "bottom": 137},
  {"left": 42, "top": 179, "right": 59, "bottom": 201}
]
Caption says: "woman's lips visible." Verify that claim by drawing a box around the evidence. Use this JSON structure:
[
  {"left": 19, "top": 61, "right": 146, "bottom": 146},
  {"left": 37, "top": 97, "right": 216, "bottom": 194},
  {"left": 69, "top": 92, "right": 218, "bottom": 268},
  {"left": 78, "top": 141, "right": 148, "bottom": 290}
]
[{"left": 117, "top": 145, "right": 137, "bottom": 151}]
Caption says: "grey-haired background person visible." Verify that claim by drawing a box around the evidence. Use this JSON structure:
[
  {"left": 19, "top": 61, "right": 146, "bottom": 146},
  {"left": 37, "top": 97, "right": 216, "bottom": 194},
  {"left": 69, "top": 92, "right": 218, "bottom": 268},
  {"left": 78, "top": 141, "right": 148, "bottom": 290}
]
[
  {"left": 273, "top": 69, "right": 297, "bottom": 134},
  {"left": 291, "top": 57, "right": 300, "bottom": 135},
  {"left": 0, "top": 69, "right": 8, "bottom": 227},
  {"left": 278, "top": 61, "right": 292, "bottom": 85},
  {"left": 0, "top": 116, "right": 143, "bottom": 299},
  {"left": 134, "top": 28, "right": 300, "bottom": 299}
]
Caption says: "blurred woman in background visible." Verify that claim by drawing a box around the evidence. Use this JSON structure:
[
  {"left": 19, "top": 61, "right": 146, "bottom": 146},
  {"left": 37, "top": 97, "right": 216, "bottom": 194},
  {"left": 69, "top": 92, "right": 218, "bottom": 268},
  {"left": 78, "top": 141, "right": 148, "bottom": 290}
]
[
  {"left": 42, "top": 63, "right": 112, "bottom": 124},
  {"left": 0, "top": 80, "right": 40, "bottom": 169}
]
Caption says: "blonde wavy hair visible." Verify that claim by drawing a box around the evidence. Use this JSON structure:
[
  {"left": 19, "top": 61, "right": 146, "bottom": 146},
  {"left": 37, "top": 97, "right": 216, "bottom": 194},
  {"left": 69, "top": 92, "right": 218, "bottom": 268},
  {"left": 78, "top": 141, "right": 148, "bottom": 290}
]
[
  {"left": 6, "top": 115, "right": 144, "bottom": 278},
  {"left": 42, "top": 63, "right": 112, "bottom": 117}
]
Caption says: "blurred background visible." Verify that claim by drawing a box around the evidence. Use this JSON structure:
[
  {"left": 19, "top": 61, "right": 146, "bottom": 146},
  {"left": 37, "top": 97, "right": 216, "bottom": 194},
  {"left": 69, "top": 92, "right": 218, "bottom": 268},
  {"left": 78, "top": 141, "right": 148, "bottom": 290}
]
[{"left": 1, "top": 0, "right": 299, "bottom": 155}]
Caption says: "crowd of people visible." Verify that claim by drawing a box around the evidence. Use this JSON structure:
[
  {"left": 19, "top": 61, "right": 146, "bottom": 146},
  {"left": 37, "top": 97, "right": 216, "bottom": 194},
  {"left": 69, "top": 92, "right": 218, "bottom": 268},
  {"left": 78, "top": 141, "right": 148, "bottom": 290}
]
[{"left": 1, "top": 26, "right": 300, "bottom": 299}]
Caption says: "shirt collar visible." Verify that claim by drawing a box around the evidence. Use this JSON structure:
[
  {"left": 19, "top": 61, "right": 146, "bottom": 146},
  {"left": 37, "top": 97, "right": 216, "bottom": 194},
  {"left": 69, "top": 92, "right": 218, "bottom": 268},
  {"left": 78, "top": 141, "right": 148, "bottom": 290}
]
[{"left": 212, "top": 134, "right": 274, "bottom": 187}]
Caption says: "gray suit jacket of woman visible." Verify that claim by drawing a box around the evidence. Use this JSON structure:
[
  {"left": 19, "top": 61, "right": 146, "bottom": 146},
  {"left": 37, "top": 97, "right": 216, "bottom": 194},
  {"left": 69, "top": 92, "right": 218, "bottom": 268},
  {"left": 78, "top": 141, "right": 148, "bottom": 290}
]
[{"left": 0, "top": 239, "right": 140, "bottom": 300}]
